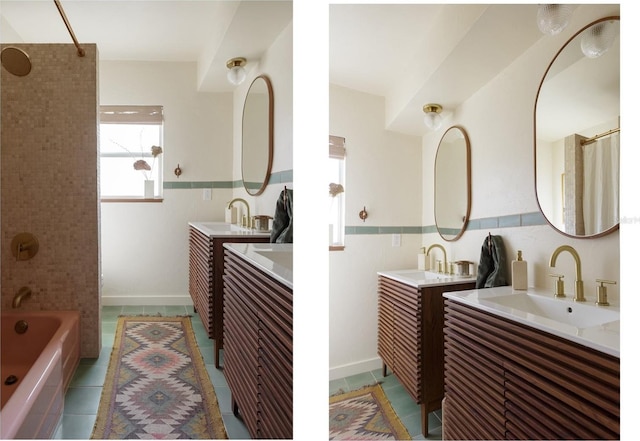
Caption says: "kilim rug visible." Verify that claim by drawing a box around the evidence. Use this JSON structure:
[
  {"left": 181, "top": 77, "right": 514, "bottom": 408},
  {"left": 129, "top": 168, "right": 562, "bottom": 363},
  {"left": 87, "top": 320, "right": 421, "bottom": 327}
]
[
  {"left": 329, "top": 384, "right": 411, "bottom": 440},
  {"left": 91, "top": 316, "right": 227, "bottom": 439}
]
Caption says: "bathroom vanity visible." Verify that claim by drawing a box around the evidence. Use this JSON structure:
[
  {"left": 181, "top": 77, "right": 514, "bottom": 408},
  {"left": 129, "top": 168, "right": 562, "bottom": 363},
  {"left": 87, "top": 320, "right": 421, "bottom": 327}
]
[
  {"left": 222, "top": 242, "right": 293, "bottom": 439},
  {"left": 377, "top": 269, "right": 476, "bottom": 436},
  {"left": 442, "top": 287, "right": 619, "bottom": 440},
  {"left": 188, "top": 222, "right": 269, "bottom": 368}
]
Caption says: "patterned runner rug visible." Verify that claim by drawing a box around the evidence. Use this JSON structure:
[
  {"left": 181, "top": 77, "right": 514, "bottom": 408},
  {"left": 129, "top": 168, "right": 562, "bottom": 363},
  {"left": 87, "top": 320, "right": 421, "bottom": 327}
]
[
  {"left": 91, "top": 316, "right": 227, "bottom": 439},
  {"left": 329, "top": 384, "right": 411, "bottom": 440}
]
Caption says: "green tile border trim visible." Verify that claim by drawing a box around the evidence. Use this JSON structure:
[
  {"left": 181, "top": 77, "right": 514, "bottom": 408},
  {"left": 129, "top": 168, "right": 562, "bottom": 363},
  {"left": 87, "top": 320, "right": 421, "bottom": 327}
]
[
  {"left": 346, "top": 212, "right": 547, "bottom": 235},
  {"left": 163, "top": 169, "right": 293, "bottom": 190}
]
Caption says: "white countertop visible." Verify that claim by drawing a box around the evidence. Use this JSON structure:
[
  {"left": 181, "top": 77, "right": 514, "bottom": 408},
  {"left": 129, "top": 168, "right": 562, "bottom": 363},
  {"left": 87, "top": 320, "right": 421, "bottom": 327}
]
[
  {"left": 443, "top": 286, "right": 620, "bottom": 358},
  {"left": 189, "top": 221, "right": 271, "bottom": 237},
  {"left": 223, "top": 242, "right": 293, "bottom": 290},
  {"left": 377, "top": 269, "right": 476, "bottom": 288}
]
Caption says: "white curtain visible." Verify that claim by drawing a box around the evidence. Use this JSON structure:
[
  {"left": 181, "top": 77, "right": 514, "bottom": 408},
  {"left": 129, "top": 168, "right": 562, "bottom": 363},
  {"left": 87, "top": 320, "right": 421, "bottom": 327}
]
[{"left": 583, "top": 132, "right": 620, "bottom": 235}]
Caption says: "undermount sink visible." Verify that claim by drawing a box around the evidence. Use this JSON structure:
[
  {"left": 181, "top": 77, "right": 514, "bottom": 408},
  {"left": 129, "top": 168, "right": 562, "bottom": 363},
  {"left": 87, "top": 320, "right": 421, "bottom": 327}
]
[
  {"left": 482, "top": 292, "right": 620, "bottom": 329},
  {"left": 255, "top": 250, "right": 293, "bottom": 270},
  {"left": 198, "top": 222, "right": 248, "bottom": 232},
  {"left": 400, "top": 271, "right": 453, "bottom": 281}
]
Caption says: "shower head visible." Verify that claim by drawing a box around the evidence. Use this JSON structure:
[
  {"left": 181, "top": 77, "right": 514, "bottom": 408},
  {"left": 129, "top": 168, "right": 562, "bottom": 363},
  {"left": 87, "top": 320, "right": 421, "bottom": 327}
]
[{"left": 1, "top": 47, "right": 31, "bottom": 77}]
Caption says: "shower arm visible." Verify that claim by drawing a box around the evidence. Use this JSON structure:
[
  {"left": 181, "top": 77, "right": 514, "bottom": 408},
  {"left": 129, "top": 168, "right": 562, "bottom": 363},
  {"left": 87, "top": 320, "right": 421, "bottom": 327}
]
[{"left": 53, "top": 0, "right": 85, "bottom": 57}]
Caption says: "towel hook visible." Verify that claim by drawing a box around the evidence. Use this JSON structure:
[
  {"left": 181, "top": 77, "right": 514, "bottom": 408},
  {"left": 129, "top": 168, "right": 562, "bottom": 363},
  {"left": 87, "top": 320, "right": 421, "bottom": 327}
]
[{"left": 359, "top": 206, "right": 368, "bottom": 222}]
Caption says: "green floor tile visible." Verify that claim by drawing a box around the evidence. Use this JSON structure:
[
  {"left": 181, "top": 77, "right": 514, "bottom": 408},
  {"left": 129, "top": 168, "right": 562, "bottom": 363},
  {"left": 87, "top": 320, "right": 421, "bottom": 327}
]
[
  {"left": 63, "top": 386, "right": 102, "bottom": 415},
  {"left": 69, "top": 364, "right": 107, "bottom": 387}
]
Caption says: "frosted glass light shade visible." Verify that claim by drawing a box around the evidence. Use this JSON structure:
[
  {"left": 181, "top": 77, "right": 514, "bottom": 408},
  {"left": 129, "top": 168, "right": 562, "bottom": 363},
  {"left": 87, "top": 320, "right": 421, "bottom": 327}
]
[
  {"left": 424, "top": 112, "right": 443, "bottom": 131},
  {"left": 537, "top": 4, "right": 571, "bottom": 36},
  {"left": 581, "top": 21, "right": 617, "bottom": 58},
  {"left": 227, "top": 66, "right": 247, "bottom": 85}
]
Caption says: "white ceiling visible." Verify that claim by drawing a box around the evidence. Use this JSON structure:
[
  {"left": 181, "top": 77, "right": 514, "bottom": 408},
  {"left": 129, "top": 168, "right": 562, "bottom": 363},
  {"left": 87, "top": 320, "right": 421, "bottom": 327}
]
[
  {"left": 329, "top": 4, "right": 620, "bottom": 137},
  {"left": 0, "top": 0, "right": 292, "bottom": 92}
]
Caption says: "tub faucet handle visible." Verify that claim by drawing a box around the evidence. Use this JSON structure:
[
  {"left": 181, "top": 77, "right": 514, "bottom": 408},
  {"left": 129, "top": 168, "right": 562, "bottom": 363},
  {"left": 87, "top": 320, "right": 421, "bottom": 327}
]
[{"left": 12, "top": 286, "right": 32, "bottom": 308}]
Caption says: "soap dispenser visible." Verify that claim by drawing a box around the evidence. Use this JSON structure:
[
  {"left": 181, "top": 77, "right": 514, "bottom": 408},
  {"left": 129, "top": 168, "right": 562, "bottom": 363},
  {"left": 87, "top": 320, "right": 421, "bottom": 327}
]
[
  {"left": 418, "top": 247, "right": 429, "bottom": 270},
  {"left": 511, "top": 250, "right": 528, "bottom": 290}
]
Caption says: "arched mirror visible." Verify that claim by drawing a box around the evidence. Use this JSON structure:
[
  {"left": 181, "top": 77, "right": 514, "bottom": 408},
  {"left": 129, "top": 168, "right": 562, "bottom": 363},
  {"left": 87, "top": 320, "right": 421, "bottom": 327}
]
[
  {"left": 435, "top": 126, "right": 471, "bottom": 241},
  {"left": 535, "top": 17, "right": 620, "bottom": 238},
  {"left": 242, "top": 74, "right": 274, "bottom": 196}
]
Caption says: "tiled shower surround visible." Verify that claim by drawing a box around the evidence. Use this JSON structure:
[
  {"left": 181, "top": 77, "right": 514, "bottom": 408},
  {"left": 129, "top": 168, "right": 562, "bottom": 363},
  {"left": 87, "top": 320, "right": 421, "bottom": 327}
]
[{"left": 1, "top": 44, "right": 101, "bottom": 357}]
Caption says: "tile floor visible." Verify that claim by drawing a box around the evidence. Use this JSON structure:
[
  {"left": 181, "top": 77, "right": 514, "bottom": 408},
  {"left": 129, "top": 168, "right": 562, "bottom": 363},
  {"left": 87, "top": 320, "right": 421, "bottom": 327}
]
[
  {"left": 54, "top": 305, "right": 251, "bottom": 439},
  {"left": 330, "top": 370, "right": 443, "bottom": 441}
]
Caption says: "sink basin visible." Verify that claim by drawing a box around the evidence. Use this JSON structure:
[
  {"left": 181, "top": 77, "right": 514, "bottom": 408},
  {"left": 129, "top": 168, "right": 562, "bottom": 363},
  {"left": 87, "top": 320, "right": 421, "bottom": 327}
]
[
  {"left": 256, "top": 250, "right": 293, "bottom": 270},
  {"left": 482, "top": 292, "right": 619, "bottom": 328},
  {"left": 398, "top": 271, "right": 452, "bottom": 281},
  {"left": 198, "top": 222, "right": 248, "bottom": 232}
]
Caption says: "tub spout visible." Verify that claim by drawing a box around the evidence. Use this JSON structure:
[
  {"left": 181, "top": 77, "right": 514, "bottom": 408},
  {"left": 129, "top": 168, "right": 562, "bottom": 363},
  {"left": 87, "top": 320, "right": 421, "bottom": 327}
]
[{"left": 12, "top": 286, "right": 32, "bottom": 308}]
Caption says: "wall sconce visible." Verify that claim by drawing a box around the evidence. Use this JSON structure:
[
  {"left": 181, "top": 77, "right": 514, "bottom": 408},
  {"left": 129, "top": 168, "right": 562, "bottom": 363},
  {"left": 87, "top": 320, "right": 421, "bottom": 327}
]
[
  {"left": 536, "top": 4, "right": 571, "bottom": 36},
  {"left": 226, "top": 57, "right": 247, "bottom": 86},
  {"left": 581, "top": 20, "right": 617, "bottom": 58},
  {"left": 423, "top": 104, "right": 443, "bottom": 131}
]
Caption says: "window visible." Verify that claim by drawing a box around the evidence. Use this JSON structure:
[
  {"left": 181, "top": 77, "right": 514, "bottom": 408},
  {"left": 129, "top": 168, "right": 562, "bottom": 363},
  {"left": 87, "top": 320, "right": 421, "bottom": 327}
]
[
  {"left": 100, "top": 105, "right": 164, "bottom": 200},
  {"left": 329, "top": 135, "right": 346, "bottom": 250}
]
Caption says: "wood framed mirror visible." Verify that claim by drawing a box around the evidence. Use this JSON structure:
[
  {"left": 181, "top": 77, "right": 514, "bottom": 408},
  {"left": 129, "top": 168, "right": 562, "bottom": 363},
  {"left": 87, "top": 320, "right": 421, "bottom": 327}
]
[
  {"left": 242, "top": 74, "right": 274, "bottom": 196},
  {"left": 534, "top": 17, "right": 620, "bottom": 238},
  {"left": 434, "top": 125, "right": 471, "bottom": 241}
]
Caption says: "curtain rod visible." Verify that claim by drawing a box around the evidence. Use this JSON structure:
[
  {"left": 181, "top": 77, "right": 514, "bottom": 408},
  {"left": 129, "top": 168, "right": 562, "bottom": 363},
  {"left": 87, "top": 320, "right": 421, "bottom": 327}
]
[
  {"left": 581, "top": 127, "right": 620, "bottom": 146},
  {"left": 53, "top": 0, "right": 85, "bottom": 57}
]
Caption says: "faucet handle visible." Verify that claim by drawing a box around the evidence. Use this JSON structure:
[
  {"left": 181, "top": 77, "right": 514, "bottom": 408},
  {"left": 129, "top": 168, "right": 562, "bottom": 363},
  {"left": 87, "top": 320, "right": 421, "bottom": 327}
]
[
  {"left": 549, "top": 273, "right": 565, "bottom": 298},
  {"left": 595, "top": 279, "right": 616, "bottom": 306}
]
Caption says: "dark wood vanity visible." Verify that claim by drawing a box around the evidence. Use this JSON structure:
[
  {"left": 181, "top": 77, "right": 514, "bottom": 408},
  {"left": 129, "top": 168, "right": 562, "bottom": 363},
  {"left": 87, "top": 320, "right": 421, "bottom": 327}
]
[
  {"left": 222, "top": 243, "right": 293, "bottom": 439},
  {"left": 377, "top": 274, "right": 476, "bottom": 436},
  {"left": 443, "top": 299, "right": 619, "bottom": 440},
  {"left": 188, "top": 224, "right": 269, "bottom": 368}
]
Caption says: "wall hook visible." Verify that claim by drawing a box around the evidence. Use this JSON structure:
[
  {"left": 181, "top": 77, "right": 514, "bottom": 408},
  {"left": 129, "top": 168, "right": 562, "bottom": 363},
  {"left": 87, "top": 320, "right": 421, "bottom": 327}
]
[
  {"left": 359, "top": 206, "right": 368, "bottom": 222},
  {"left": 174, "top": 164, "right": 182, "bottom": 178}
]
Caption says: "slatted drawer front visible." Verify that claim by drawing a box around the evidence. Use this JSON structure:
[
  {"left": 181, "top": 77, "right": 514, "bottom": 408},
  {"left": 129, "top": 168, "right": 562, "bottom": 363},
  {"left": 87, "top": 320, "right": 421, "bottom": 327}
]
[
  {"left": 223, "top": 249, "right": 293, "bottom": 439},
  {"left": 377, "top": 277, "right": 422, "bottom": 401},
  {"left": 444, "top": 299, "right": 620, "bottom": 440},
  {"left": 189, "top": 227, "right": 214, "bottom": 336}
]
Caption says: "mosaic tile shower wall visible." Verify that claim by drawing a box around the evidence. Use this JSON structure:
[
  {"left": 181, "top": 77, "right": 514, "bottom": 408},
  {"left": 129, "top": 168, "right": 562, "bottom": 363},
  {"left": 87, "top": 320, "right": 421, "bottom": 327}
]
[{"left": 1, "top": 44, "right": 101, "bottom": 357}]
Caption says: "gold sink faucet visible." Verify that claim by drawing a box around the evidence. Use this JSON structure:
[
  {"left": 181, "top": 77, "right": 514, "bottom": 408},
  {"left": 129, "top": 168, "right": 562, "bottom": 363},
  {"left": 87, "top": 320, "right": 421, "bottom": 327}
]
[
  {"left": 426, "top": 244, "right": 448, "bottom": 274},
  {"left": 228, "top": 198, "right": 250, "bottom": 228},
  {"left": 549, "top": 245, "right": 585, "bottom": 302},
  {"left": 12, "top": 286, "right": 32, "bottom": 308}
]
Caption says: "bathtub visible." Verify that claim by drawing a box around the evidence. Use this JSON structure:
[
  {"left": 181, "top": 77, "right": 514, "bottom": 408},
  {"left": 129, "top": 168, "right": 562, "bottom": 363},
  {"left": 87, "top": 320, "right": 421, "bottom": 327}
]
[{"left": 1, "top": 310, "right": 80, "bottom": 439}]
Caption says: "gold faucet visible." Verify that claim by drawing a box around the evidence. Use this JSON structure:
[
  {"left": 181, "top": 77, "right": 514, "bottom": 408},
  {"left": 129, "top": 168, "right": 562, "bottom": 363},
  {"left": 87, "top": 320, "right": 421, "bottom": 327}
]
[
  {"left": 549, "top": 245, "right": 585, "bottom": 302},
  {"left": 12, "top": 286, "right": 32, "bottom": 308},
  {"left": 426, "top": 244, "right": 448, "bottom": 274},
  {"left": 228, "top": 198, "right": 250, "bottom": 228}
]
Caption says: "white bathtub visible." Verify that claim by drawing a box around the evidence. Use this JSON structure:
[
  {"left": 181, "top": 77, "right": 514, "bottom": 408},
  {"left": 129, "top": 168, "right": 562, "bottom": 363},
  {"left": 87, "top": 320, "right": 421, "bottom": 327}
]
[{"left": 1, "top": 310, "right": 80, "bottom": 439}]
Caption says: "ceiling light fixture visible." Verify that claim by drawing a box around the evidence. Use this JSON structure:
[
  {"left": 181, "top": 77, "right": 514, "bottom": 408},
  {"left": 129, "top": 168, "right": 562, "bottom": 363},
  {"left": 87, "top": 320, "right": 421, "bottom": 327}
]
[
  {"left": 581, "top": 20, "right": 617, "bottom": 58},
  {"left": 423, "top": 104, "right": 443, "bottom": 131},
  {"left": 226, "top": 57, "right": 247, "bottom": 86},
  {"left": 536, "top": 4, "right": 572, "bottom": 36}
]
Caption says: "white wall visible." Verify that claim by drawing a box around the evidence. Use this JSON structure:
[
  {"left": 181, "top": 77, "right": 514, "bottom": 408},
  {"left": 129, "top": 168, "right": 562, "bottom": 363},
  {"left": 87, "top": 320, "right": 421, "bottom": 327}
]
[
  {"left": 329, "top": 4, "right": 621, "bottom": 380},
  {"left": 329, "top": 84, "right": 423, "bottom": 379},
  {"left": 100, "top": 20, "right": 292, "bottom": 305}
]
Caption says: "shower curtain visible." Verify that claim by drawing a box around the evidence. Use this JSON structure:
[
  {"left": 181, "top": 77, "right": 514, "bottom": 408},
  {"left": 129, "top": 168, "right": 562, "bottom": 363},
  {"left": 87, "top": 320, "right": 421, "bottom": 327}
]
[{"left": 583, "top": 132, "right": 619, "bottom": 235}]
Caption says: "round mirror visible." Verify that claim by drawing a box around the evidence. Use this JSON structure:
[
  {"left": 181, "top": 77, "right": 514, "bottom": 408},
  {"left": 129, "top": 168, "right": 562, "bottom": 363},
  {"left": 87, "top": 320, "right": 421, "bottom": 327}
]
[
  {"left": 535, "top": 17, "right": 619, "bottom": 238},
  {"left": 435, "top": 126, "right": 471, "bottom": 241},
  {"left": 242, "top": 75, "right": 274, "bottom": 196}
]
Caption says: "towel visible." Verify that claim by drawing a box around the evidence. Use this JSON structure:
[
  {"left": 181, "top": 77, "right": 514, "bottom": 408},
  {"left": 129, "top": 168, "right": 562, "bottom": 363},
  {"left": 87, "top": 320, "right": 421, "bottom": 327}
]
[
  {"left": 475, "top": 234, "right": 508, "bottom": 289},
  {"left": 270, "top": 188, "right": 293, "bottom": 243}
]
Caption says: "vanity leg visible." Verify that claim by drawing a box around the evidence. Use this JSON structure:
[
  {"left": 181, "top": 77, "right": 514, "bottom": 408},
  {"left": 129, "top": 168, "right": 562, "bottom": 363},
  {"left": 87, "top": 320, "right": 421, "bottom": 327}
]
[
  {"left": 421, "top": 404, "right": 429, "bottom": 437},
  {"left": 232, "top": 395, "right": 240, "bottom": 418},
  {"left": 214, "top": 340, "right": 221, "bottom": 369},
  {"left": 382, "top": 362, "right": 387, "bottom": 377}
]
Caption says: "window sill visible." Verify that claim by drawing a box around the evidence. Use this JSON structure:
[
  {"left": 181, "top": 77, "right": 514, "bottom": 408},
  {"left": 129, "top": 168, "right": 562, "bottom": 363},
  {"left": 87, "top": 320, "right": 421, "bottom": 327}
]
[
  {"left": 329, "top": 245, "right": 345, "bottom": 251},
  {"left": 101, "top": 197, "right": 164, "bottom": 203}
]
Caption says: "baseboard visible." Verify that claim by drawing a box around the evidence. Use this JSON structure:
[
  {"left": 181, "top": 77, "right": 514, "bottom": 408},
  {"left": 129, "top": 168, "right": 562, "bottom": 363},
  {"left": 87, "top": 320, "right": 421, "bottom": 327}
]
[
  {"left": 329, "top": 357, "right": 382, "bottom": 381},
  {"left": 101, "top": 294, "right": 193, "bottom": 306}
]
